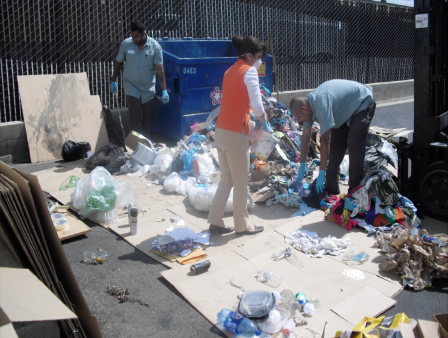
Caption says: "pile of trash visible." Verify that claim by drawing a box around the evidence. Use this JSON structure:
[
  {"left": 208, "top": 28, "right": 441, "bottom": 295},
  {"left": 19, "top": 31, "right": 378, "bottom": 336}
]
[
  {"left": 324, "top": 169, "right": 419, "bottom": 233},
  {"left": 376, "top": 227, "right": 448, "bottom": 291},
  {"left": 217, "top": 272, "right": 320, "bottom": 337},
  {"left": 77, "top": 81, "right": 401, "bottom": 220}
]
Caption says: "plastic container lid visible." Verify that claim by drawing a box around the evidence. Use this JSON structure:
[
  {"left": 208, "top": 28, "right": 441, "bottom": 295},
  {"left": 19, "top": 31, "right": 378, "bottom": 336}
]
[
  {"left": 256, "top": 306, "right": 291, "bottom": 334},
  {"left": 238, "top": 291, "right": 276, "bottom": 319}
]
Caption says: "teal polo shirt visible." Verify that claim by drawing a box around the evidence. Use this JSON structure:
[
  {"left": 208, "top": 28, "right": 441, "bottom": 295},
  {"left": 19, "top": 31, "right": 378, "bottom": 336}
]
[
  {"left": 116, "top": 35, "right": 163, "bottom": 104},
  {"left": 303, "top": 80, "right": 373, "bottom": 134}
]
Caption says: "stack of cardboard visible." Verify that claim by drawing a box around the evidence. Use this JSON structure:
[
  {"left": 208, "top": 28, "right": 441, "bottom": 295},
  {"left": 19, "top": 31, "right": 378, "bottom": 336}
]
[{"left": 0, "top": 161, "right": 102, "bottom": 337}]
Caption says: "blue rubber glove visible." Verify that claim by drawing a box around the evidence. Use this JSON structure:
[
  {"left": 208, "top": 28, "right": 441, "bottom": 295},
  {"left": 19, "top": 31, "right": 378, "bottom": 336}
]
[
  {"left": 250, "top": 112, "right": 257, "bottom": 121},
  {"left": 295, "top": 162, "right": 307, "bottom": 183},
  {"left": 161, "top": 89, "right": 169, "bottom": 104},
  {"left": 261, "top": 121, "right": 270, "bottom": 132},
  {"left": 316, "top": 169, "right": 326, "bottom": 194},
  {"left": 110, "top": 81, "right": 118, "bottom": 93}
]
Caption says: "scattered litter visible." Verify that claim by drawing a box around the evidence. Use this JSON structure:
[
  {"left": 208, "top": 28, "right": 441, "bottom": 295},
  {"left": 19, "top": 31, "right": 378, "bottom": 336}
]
[
  {"left": 343, "top": 269, "right": 365, "bottom": 281},
  {"left": 83, "top": 248, "right": 108, "bottom": 264},
  {"left": 271, "top": 247, "right": 303, "bottom": 268},
  {"left": 285, "top": 230, "right": 350, "bottom": 258},
  {"left": 157, "top": 218, "right": 165, "bottom": 222},
  {"left": 59, "top": 175, "right": 79, "bottom": 191},
  {"left": 170, "top": 217, "right": 178, "bottom": 223},
  {"left": 342, "top": 250, "right": 370, "bottom": 263},
  {"left": 106, "top": 286, "right": 150, "bottom": 308}
]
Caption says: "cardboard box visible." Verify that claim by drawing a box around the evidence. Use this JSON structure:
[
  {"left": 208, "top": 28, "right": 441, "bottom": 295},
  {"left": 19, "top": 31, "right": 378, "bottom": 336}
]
[
  {"left": 417, "top": 319, "right": 441, "bottom": 338},
  {"left": 125, "top": 131, "right": 157, "bottom": 165},
  {"left": 434, "top": 313, "right": 448, "bottom": 338}
]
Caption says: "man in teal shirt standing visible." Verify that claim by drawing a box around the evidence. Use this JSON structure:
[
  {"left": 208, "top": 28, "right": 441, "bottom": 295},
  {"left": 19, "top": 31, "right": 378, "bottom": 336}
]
[
  {"left": 290, "top": 79, "right": 376, "bottom": 195},
  {"left": 111, "top": 21, "right": 169, "bottom": 139}
]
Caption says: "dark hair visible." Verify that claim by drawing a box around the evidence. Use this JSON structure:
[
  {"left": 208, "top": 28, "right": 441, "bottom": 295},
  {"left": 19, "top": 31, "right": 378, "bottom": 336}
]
[
  {"left": 232, "top": 35, "right": 267, "bottom": 59},
  {"left": 130, "top": 21, "right": 146, "bottom": 33}
]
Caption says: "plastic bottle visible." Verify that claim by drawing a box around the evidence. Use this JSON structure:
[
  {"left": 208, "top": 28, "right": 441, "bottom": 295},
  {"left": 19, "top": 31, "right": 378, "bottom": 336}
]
[
  {"left": 280, "top": 289, "right": 308, "bottom": 323},
  {"left": 217, "top": 309, "right": 261, "bottom": 337},
  {"left": 257, "top": 270, "right": 282, "bottom": 287},
  {"left": 295, "top": 292, "right": 316, "bottom": 316}
]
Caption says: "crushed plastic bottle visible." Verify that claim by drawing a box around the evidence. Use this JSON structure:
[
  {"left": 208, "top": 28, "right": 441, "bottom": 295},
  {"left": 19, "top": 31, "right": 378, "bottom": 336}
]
[
  {"left": 256, "top": 269, "right": 282, "bottom": 287},
  {"left": 84, "top": 248, "right": 108, "bottom": 264},
  {"left": 217, "top": 309, "right": 261, "bottom": 337},
  {"left": 280, "top": 289, "right": 308, "bottom": 323}
]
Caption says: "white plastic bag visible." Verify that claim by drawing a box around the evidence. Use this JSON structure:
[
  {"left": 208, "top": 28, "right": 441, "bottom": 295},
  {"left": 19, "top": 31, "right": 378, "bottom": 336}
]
[
  {"left": 71, "top": 166, "right": 141, "bottom": 224},
  {"left": 339, "top": 154, "right": 349, "bottom": 176},
  {"left": 195, "top": 153, "right": 214, "bottom": 177},
  {"left": 164, "top": 172, "right": 187, "bottom": 195},
  {"left": 153, "top": 148, "right": 174, "bottom": 173},
  {"left": 186, "top": 181, "right": 254, "bottom": 212},
  {"left": 127, "top": 164, "right": 150, "bottom": 177}
]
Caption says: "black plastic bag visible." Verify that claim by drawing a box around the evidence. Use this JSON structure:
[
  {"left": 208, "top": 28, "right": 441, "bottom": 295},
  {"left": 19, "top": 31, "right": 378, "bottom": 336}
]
[
  {"left": 85, "top": 144, "right": 127, "bottom": 174},
  {"left": 61, "top": 140, "right": 91, "bottom": 162},
  {"left": 363, "top": 133, "right": 396, "bottom": 175}
]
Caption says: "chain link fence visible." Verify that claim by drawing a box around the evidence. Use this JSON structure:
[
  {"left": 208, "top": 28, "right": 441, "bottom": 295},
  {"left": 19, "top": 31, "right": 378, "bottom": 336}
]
[{"left": 1, "top": 0, "right": 414, "bottom": 123}]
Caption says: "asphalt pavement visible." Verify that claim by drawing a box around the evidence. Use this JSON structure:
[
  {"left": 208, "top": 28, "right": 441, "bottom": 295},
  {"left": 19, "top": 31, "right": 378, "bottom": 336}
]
[{"left": 8, "top": 98, "right": 448, "bottom": 338}]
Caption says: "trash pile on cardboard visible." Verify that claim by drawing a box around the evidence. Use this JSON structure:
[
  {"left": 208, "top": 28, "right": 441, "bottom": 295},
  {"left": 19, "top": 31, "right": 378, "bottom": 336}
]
[{"left": 377, "top": 227, "right": 448, "bottom": 291}]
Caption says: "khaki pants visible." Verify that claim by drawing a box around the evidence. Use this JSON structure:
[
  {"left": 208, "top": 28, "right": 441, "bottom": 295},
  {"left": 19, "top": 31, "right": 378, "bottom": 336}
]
[{"left": 208, "top": 128, "right": 250, "bottom": 232}]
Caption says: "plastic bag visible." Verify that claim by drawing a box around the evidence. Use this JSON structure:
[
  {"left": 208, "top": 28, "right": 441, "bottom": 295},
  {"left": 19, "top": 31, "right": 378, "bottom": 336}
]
[
  {"left": 202, "top": 105, "right": 221, "bottom": 130},
  {"left": 363, "top": 134, "right": 397, "bottom": 174},
  {"left": 71, "top": 166, "right": 141, "bottom": 224},
  {"left": 164, "top": 172, "right": 187, "bottom": 195},
  {"left": 185, "top": 180, "right": 253, "bottom": 212},
  {"left": 153, "top": 148, "right": 174, "bottom": 173},
  {"left": 61, "top": 140, "right": 91, "bottom": 162},
  {"left": 339, "top": 154, "right": 349, "bottom": 176},
  {"left": 127, "top": 164, "right": 150, "bottom": 178},
  {"left": 195, "top": 153, "right": 214, "bottom": 177},
  {"left": 85, "top": 144, "right": 127, "bottom": 174}
]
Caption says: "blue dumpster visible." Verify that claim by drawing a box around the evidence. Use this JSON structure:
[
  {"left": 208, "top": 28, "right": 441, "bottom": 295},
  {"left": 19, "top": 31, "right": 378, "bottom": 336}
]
[{"left": 153, "top": 38, "right": 273, "bottom": 139}]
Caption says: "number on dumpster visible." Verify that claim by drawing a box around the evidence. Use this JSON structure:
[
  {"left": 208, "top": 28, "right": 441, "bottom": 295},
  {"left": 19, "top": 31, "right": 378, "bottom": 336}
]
[{"left": 183, "top": 67, "right": 196, "bottom": 74}]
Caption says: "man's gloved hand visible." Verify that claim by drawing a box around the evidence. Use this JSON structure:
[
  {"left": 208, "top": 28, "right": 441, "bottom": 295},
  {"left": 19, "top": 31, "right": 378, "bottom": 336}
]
[
  {"left": 295, "top": 162, "right": 307, "bottom": 183},
  {"left": 110, "top": 81, "right": 118, "bottom": 93},
  {"left": 316, "top": 169, "right": 326, "bottom": 194},
  {"left": 161, "top": 90, "right": 169, "bottom": 104}
]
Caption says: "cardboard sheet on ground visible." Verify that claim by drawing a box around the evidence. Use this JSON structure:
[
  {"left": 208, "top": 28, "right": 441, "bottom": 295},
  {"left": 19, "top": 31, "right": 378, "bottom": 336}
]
[
  {"left": 0, "top": 267, "right": 77, "bottom": 322},
  {"left": 331, "top": 285, "right": 397, "bottom": 326},
  {"left": 273, "top": 214, "right": 403, "bottom": 286},
  {"left": 161, "top": 241, "right": 398, "bottom": 337},
  {"left": 17, "top": 73, "right": 109, "bottom": 163}
]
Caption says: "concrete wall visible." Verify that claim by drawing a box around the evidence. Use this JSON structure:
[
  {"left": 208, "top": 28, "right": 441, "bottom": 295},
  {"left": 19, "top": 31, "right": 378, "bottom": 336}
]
[
  {"left": 277, "top": 79, "right": 414, "bottom": 108},
  {"left": 0, "top": 121, "right": 30, "bottom": 163},
  {"left": 0, "top": 80, "right": 414, "bottom": 164}
]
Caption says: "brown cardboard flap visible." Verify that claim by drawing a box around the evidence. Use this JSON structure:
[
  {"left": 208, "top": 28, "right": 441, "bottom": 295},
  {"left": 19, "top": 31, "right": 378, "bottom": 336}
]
[
  {"left": 417, "top": 319, "right": 441, "bottom": 338},
  {"left": 434, "top": 314, "right": 448, "bottom": 338},
  {"left": 0, "top": 268, "right": 77, "bottom": 322},
  {"left": 331, "top": 286, "right": 397, "bottom": 326},
  {"left": 13, "top": 167, "right": 103, "bottom": 338}
]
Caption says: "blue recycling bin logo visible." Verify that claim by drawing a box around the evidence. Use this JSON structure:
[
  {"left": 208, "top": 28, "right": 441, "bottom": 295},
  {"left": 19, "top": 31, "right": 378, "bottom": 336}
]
[{"left": 210, "top": 87, "right": 222, "bottom": 105}]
